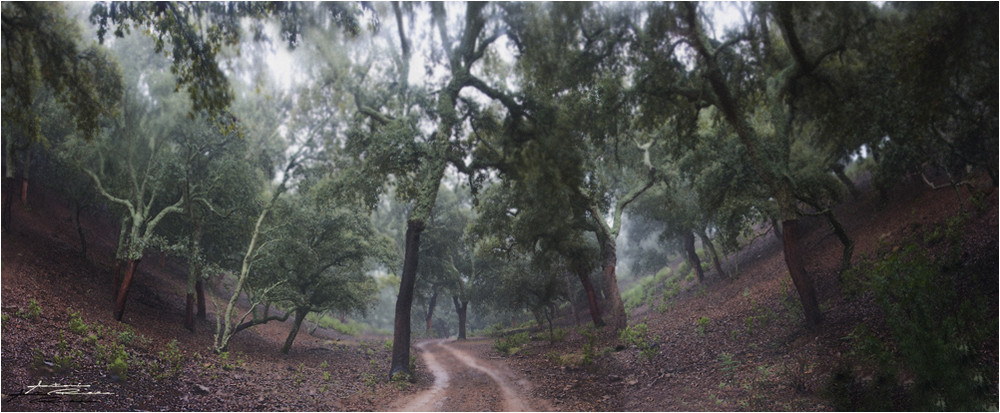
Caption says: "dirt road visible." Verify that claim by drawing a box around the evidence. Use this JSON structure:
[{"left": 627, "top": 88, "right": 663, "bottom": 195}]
[{"left": 392, "top": 338, "right": 549, "bottom": 412}]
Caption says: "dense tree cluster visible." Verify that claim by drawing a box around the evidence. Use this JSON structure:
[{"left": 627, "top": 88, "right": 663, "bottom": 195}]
[{"left": 3, "top": 1, "right": 995, "bottom": 380}]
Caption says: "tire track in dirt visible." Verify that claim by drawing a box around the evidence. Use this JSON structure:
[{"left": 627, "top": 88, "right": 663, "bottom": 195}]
[{"left": 393, "top": 339, "right": 541, "bottom": 412}]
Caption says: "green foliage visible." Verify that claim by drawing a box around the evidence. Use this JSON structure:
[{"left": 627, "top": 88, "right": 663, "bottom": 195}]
[
  {"left": 52, "top": 332, "right": 83, "bottom": 372},
  {"left": 546, "top": 327, "right": 568, "bottom": 343},
  {"left": 308, "top": 313, "right": 366, "bottom": 336},
  {"left": 493, "top": 332, "right": 531, "bottom": 356},
  {"left": 108, "top": 355, "right": 129, "bottom": 380},
  {"left": 18, "top": 298, "right": 42, "bottom": 320},
  {"left": 717, "top": 352, "right": 741, "bottom": 378},
  {"left": 833, "top": 218, "right": 996, "bottom": 411},
  {"left": 695, "top": 316, "right": 711, "bottom": 336},
  {"left": 67, "top": 307, "right": 89, "bottom": 335},
  {"left": 619, "top": 323, "right": 659, "bottom": 361},
  {"left": 157, "top": 339, "right": 185, "bottom": 378}
]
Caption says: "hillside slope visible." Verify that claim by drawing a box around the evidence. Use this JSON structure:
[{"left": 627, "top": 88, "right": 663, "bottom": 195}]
[{"left": 2, "top": 174, "right": 997, "bottom": 411}]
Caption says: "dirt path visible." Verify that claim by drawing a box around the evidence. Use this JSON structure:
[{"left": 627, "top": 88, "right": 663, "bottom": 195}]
[{"left": 392, "top": 339, "right": 547, "bottom": 412}]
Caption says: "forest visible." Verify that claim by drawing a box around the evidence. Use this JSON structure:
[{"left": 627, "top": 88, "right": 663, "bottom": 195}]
[{"left": 2, "top": 1, "right": 997, "bottom": 411}]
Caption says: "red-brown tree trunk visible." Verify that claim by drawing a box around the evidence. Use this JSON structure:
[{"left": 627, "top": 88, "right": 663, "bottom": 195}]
[
  {"left": 390, "top": 220, "right": 424, "bottom": 377},
  {"left": 111, "top": 259, "right": 124, "bottom": 300},
  {"left": 575, "top": 268, "right": 604, "bottom": 327},
  {"left": 781, "top": 219, "right": 822, "bottom": 326},
  {"left": 113, "top": 259, "right": 141, "bottom": 321},
  {"left": 684, "top": 231, "right": 705, "bottom": 283}
]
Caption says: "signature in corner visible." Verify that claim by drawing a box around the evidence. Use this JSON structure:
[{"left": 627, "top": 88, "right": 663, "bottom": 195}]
[{"left": 5, "top": 381, "right": 114, "bottom": 403}]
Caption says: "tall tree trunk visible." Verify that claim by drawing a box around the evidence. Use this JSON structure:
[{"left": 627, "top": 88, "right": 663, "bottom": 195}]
[
  {"left": 184, "top": 220, "right": 204, "bottom": 331},
  {"left": 452, "top": 295, "right": 468, "bottom": 340},
  {"left": 113, "top": 259, "right": 141, "bottom": 321},
  {"left": 598, "top": 238, "right": 627, "bottom": 330},
  {"left": 425, "top": 287, "right": 439, "bottom": 336},
  {"left": 20, "top": 178, "right": 28, "bottom": 205},
  {"left": 196, "top": 279, "right": 206, "bottom": 319},
  {"left": 281, "top": 307, "right": 310, "bottom": 354},
  {"left": 2, "top": 176, "right": 14, "bottom": 232},
  {"left": 575, "top": 268, "right": 604, "bottom": 327},
  {"left": 390, "top": 220, "right": 424, "bottom": 377},
  {"left": 563, "top": 271, "right": 581, "bottom": 326},
  {"left": 781, "top": 219, "right": 822, "bottom": 326},
  {"left": 683, "top": 231, "right": 705, "bottom": 283},
  {"left": 697, "top": 229, "right": 727, "bottom": 279}
]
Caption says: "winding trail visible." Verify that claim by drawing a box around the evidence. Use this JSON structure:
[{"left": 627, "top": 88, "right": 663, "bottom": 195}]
[{"left": 393, "top": 339, "right": 545, "bottom": 412}]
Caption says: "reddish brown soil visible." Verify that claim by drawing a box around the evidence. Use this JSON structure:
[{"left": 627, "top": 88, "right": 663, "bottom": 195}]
[
  {"left": 1, "top": 186, "right": 418, "bottom": 411},
  {"left": 2, "top": 173, "right": 997, "bottom": 411},
  {"left": 494, "top": 174, "right": 998, "bottom": 411}
]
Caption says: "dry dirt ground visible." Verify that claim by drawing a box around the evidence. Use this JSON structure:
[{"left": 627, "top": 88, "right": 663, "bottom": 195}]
[{"left": 2, "top": 173, "right": 997, "bottom": 411}]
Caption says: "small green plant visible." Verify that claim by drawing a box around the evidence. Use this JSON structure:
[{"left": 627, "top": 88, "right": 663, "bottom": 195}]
[
  {"left": 323, "top": 371, "right": 331, "bottom": 381},
  {"left": 695, "top": 316, "right": 711, "bottom": 336},
  {"left": 320, "top": 360, "right": 329, "bottom": 369},
  {"left": 18, "top": 298, "right": 42, "bottom": 320},
  {"left": 718, "top": 352, "right": 741, "bottom": 377},
  {"left": 157, "top": 339, "right": 185, "bottom": 377},
  {"left": 117, "top": 328, "right": 137, "bottom": 345},
  {"left": 109, "top": 355, "right": 128, "bottom": 380},
  {"left": 383, "top": 339, "right": 393, "bottom": 351},
  {"left": 67, "top": 307, "right": 89, "bottom": 335},
  {"left": 619, "top": 323, "right": 659, "bottom": 361},
  {"left": 391, "top": 371, "right": 411, "bottom": 389},
  {"left": 52, "top": 332, "right": 82, "bottom": 371},
  {"left": 547, "top": 327, "right": 568, "bottom": 343}
]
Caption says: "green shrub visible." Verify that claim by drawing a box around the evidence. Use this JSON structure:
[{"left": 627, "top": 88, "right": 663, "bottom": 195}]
[
  {"left": 832, "top": 219, "right": 996, "bottom": 411},
  {"left": 619, "top": 323, "right": 659, "bottom": 361},
  {"left": 546, "top": 327, "right": 568, "bottom": 343},
  {"left": 493, "top": 332, "right": 531, "bottom": 356},
  {"left": 157, "top": 339, "right": 185, "bottom": 377},
  {"left": 67, "top": 308, "right": 89, "bottom": 335},
  {"left": 109, "top": 355, "right": 128, "bottom": 380}
]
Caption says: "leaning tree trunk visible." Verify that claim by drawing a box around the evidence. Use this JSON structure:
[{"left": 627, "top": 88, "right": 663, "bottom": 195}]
[
  {"left": 683, "top": 231, "right": 705, "bottom": 283},
  {"left": 781, "top": 219, "right": 822, "bottom": 325},
  {"left": 113, "top": 259, "right": 141, "bottom": 321},
  {"left": 390, "top": 220, "right": 424, "bottom": 377},
  {"left": 452, "top": 296, "right": 468, "bottom": 340},
  {"left": 281, "top": 307, "right": 310, "bottom": 354},
  {"left": 575, "top": 268, "right": 604, "bottom": 327},
  {"left": 830, "top": 163, "right": 861, "bottom": 200},
  {"left": 697, "top": 229, "right": 727, "bottom": 280}
]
